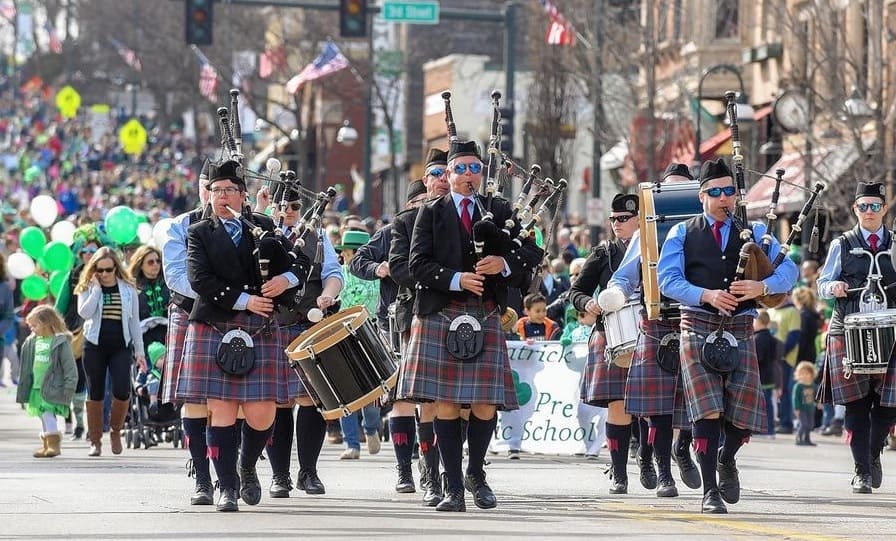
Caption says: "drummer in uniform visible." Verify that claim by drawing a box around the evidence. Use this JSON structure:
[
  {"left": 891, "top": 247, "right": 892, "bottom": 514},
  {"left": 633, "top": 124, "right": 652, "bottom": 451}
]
[
  {"left": 569, "top": 193, "right": 649, "bottom": 495},
  {"left": 259, "top": 182, "right": 342, "bottom": 499},
  {"left": 818, "top": 181, "right": 896, "bottom": 494},
  {"left": 656, "top": 158, "right": 797, "bottom": 513},
  {"left": 399, "top": 139, "right": 542, "bottom": 512},
  {"left": 598, "top": 163, "right": 702, "bottom": 497},
  {"left": 177, "top": 159, "right": 309, "bottom": 512}
]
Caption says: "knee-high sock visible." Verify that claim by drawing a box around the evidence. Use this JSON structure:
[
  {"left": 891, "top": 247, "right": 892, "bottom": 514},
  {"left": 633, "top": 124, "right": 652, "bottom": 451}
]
[
  {"left": 434, "top": 418, "right": 464, "bottom": 492},
  {"left": 692, "top": 418, "right": 722, "bottom": 493},
  {"left": 674, "top": 428, "right": 693, "bottom": 457},
  {"left": 240, "top": 422, "right": 274, "bottom": 470},
  {"left": 266, "top": 408, "right": 294, "bottom": 477},
  {"left": 418, "top": 421, "right": 440, "bottom": 476},
  {"left": 183, "top": 417, "right": 210, "bottom": 484},
  {"left": 869, "top": 402, "right": 896, "bottom": 456},
  {"left": 296, "top": 405, "right": 326, "bottom": 474},
  {"left": 606, "top": 423, "right": 632, "bottom": 479},
  {"left": 207, "top": 425, "right": 239, "bottom": 490},
  {"left": 845, "top": 398, "right": 872, "bottom": 473},
  {"left": 638, "top": 417, "right": 653, "bottom": 461},
  {"left": 389, "top": 416, "right": 416, "bottom": 467},
  {"left": 466, "top": 414, "right": 497, "bottom": 476},
  {"left": 234, "top": 418, "right": 245, "bottom": 450},
  {"left": 649, "top": 415, "right": 674, "bottom": 472},
  {"left": 719, "top": 421, "right": 751, "bottom": 464}
]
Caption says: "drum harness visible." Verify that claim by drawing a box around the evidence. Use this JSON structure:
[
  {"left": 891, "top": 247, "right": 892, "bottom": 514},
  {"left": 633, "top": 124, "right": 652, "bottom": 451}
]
[{"left": 842, "top": 235, "right": 892, "bottom": 378}]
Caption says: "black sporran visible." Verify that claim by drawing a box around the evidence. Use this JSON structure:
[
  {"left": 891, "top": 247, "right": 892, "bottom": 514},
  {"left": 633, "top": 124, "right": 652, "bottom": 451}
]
[
  {"left": 656, "top": 332, "right": 680, "bottom": 374},
  {"left": 393, "top": 294, "right": 414, "bottom": 333},
  {"left": 700, "top": 330, "right": 738, "bottom": 374},
  {"left": 216, "top": 329, "right": 256, "bottom": 376},
  {"left": 446, "top": 314, "right": 484, "bottom": 362}
]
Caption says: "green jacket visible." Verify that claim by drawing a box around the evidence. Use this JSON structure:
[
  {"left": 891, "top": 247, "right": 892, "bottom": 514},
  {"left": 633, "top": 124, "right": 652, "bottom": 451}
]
[{"left": 16, "top": 333, "right": 78, "bottom": 407}]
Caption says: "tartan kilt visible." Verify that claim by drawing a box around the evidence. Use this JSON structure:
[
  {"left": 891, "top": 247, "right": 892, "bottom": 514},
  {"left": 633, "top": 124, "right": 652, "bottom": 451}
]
[
  {"left": 396, "top": 301, "right": 518, "bottom": 410},
  {"left": 160, "top": 304, "right": 191, "bottom": 405},
  {"left": 625, "top": 315, "right": 690, "bottom": 428},
  {"left": 581, "top": 330, "right": 628, "bottom": 408},
  {"left": 823, "top": 334, "right": 896, "bottom": 407},
  {"left": 175, "top": 312, "right": 290, "bottom": 403},
  {"left": 278, "top": 323, "right": 315, "bottom": 403},
  {"left": 679, "top": 311, "right": 767, "bottom": 434}
]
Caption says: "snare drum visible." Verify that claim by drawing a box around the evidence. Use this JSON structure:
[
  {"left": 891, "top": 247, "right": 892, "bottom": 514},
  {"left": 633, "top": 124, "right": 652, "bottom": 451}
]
[
  {"left": 638, "top": 180, "right": 703, "bottom": 320},
  {"left": 843, "top": 309, "right": 896, "bottom": 376},
  {"left": 603, "top": 300, "right": 642, "bottom": 368},
  {"left": 285, "top": 306, "right": 399, "bottom": 420}
]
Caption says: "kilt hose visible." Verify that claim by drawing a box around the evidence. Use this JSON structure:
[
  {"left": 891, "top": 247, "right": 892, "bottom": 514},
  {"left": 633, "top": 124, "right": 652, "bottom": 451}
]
[
  {"left": 397, "top": 301, "right": 518, "bottom": 410},
  {"left": 581, "top": 330, "right": 629, "bottom": 408},
  {"left": 679, "top": 311, "right": 767, "bottom": 434},
  {"left": 160, "top": 304, "right": 190, "bottom": 405},
  {"left": 625, "top": 314, "right": 690, "bottom": 428},
  {"left": 822, "top": 334, "right": 896, "bottom": 407},
  {"left": 176, "top": 312, "right": 290, "bottom": 404},
  {"left": 278, "top": 323, "right": 316, "bottom": 403}
]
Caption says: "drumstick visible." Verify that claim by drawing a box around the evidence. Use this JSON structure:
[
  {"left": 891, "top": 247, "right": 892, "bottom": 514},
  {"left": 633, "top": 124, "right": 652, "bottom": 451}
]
[{"left": 308, "top": 296, "right": 341, "bottom": 323}]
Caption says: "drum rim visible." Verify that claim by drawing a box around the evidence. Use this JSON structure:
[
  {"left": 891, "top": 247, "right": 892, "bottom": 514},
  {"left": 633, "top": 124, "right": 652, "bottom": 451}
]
[
  {"left": 317, "top": 371, "right": 399, "bottom": 420},
  {"left": 844, "top": 309, "right": 896, "bottom": 324},
  {"left": 285, "top": 306, "right": 369, "bottom": 361}
]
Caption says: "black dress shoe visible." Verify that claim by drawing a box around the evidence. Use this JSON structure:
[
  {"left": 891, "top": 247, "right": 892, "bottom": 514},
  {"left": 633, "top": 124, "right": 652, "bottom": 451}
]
[
  {"left": 435, "top": 489, "right": 466, "bottom": 512},
  {"left": 191, "top": 480, "right": 214, "bottom": 505},
  {"left": 655, "top": 469, "right": 678, "bottom": 498},
  {"left": 269, "top": 473, "right": 292, "bottom": 498},
  {"left": 701, "top": 488, "right": 727, "bottom": 514},
  {"left": 871, "top": 455, "right": 883, "bottom": 489},
  {"left": 673, "top": 450, "right": 702, "bottom": 489},
  {"left": 852, "top": 472, "right": 873, "bottom": 494},
  {"left": 717, "top": 457, "right": 740, "bottom": 504},
  {"left": 422, "top": 481, "right": 443, "bottom": 507},
  {"left": 606, "top": 467, "right": 628, "bottom": 495},
  {"left": 638, "top": 456, "right": 658, "bottom": 490},
  {"left": 464, "top": 471, "right": 497, "bottom": 509},
  {"left": 395, "top": 464, "right": 416, "bottom": 493},
  {"left": 239, "top": 466, "right": 262, "bottom": 506},
  {"left": 296, "top": 471, "right": 326, "bottom": 495},
  {"left": 216, "top": 488, "right": 239, "bottom": 512}
]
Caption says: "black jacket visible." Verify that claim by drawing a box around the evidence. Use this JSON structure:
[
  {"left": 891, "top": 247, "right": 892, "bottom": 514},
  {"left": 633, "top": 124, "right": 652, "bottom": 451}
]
[
  {"left": 568, "top": 239, "right": 626, "bottom": 332},
  {"left": 350, "top": 224, "right": 398, "bottom": 323},
  {"left": 754, "top": 328, "right": 781, "bottom": 387}
]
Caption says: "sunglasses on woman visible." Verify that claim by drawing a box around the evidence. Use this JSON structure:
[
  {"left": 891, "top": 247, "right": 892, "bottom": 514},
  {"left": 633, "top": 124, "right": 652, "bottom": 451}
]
[
  {"left": 608, "top": 214, "right": 635, "bottom": 223},
  {"left": 80, "top": 246, "right": 98, "bottom": 255},
  {"left": 701, "top": 186, "right": 737, "bottom": 198},
  {"left": 857, "top": 202, "right": 883, "bottom": 213},
  {"left": 453, "top": 163, "right": 483, "bottom": 175},
  {"left": 287, "top": 202, "right": 302, "bottom": 211},
  {"left": 144, "top": 258, "right": 161, "bottom": 265},
  {"left": 95, "top": 266, "right": 115, "bottom": 274}
]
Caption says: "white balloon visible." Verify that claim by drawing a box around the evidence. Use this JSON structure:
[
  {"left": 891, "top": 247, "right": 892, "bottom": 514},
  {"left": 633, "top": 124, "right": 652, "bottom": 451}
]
[
  {"left": 30, "top": 195, "right": 59, "bottom": 228},
  {"left": 151, "top": 218, "right": 175, "bottom": 249},
  {"left": 7, "top": 252, "right": 36, "bottom": 279},
  {"left": 50, "top": 220, "right": 77, "bottom": 246},
  {"left": 137, "top": 222, "right": 153, "bottom": 244}
]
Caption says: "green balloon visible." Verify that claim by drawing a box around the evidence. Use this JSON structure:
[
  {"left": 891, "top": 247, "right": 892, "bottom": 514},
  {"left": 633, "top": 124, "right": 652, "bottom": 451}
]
[
  {"left": 49, "top": 271, "right": 67, "bottom": 298},
  {"left": 20, "top": 226, "right": 47, "bottom": 259},
  {"left": 23, "top": 165, "right": 42, "bottom": 184},
  {"left": 21, "top": 275, "right": 49, "bottom": 301},
  {"left": 105, "top": 206, "right": 139, "bottom": 244},
  {"left": 534, "top": 227, "right": 544, "bottom": 249},
  {"left": 42, "top": 241, "right": 73, "bottom": 272}
]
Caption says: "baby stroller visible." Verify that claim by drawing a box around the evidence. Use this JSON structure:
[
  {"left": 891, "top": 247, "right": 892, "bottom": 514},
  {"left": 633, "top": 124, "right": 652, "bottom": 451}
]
[{"left": 126, "top": 342, "right": 182, "bottom": 449}]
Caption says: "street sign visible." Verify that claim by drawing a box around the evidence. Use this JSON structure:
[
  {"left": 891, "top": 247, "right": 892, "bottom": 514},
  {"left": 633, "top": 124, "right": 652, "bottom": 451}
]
[{"left": 381, "top": 1, "right": 439, "bottom": 24}]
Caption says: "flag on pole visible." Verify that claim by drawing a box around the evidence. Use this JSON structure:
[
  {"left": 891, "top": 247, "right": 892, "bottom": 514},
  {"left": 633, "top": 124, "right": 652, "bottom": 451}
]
[
  {"left": 258, "top": 45, "right": 286, "bottom": 79},
  {"left": 191, "top": 46, "right": 219, "bottom": 103},
  {"left": 44, "top": 22, "right": 62, "bottom": 54},
  {"left": 108, "top": 37, "right": 143, "bottom": 72},
  {"left": 538, "top": 0, "right": 576, "bottom": 46},
  {"left": 285, "top": 41, "right": 349, "bottom": 94}
]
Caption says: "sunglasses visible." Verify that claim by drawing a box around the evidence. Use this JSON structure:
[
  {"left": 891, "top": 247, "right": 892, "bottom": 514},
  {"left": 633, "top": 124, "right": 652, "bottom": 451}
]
[
  {"left": 95, "top": 266, "right": 115, "bottom": 274},
  {"left": 453, "top": 163, "right": 483, "bottom": 175},
  {"left": 701, "top": 186, "right": 737, "bottom": 198},
  {"left": 144, "top": 258, "right": 161, "bottom": 265},
  {"left": 857, "top": 202, "right": 883, "bottom": 213},
  {"left": 427, "top": 168, "right": 446, "bottom": 178},
  {"left": 80, "top": 247, "right": 98, "bottom": 255},
  {"left": 609, "top": 214, "right": 635, "bottom": 223},
  {"left": 287, "top": 202, "right": 302, "bottom": 211}
]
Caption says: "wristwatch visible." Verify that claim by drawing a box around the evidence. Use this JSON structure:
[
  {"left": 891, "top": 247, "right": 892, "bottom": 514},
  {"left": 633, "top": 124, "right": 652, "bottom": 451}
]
[{"left": 760, "top": 282, "right": 769, "bottom": 297}]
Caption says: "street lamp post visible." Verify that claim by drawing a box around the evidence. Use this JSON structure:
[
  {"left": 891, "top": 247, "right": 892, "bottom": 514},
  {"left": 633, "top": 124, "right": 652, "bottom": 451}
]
[{"left": 693, "top": 64, "right": 754, "bottom": 170}]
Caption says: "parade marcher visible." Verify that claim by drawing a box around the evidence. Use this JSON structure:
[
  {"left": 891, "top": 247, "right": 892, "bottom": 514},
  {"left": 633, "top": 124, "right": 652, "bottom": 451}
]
[
  {"left": 75, "top": 246, "right": 147, "bottom": 458},
  {"left": 177, "top": 159, "right": 309, "bottom": 512},
  {"left": 570, "top": 192, "right": 651, "bottom": 495},
  {"left": 398, "top": 139, "right": 541, "bottom": 512},
  {"left": 817, "top": 181, "right": 896, "bottom": 494},
  {"left": 260, "top": 182, "right": 343, "bottom": 499},
  {"left": 161, "top": 162, "right": 214, "bottom": 505},
  {"left": 388, "top": 150, "right": 451, "bottom": 505},
  {"left": 657, "top": 158, "right": 797, "bottom": 513},
  {"left": 597, "top": 163, "right": 702, "bottom": 498}
]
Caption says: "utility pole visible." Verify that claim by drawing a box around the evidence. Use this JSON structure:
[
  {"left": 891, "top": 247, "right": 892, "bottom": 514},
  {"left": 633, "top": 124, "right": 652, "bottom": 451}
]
[
  {"left": 589, "top": 0, "right": 604, "bottom": 246},
  {"left": 644, "top": 2, "right": 656, "bottom": 183}
]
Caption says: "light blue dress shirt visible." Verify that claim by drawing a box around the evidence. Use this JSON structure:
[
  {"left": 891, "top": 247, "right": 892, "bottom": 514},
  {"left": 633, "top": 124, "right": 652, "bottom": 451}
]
[
  {"left": 607, "top": 231, "right": 644, "bottom": 298},
  {"left": 817, "top": 226, "right": 884, "bottom": 299}
]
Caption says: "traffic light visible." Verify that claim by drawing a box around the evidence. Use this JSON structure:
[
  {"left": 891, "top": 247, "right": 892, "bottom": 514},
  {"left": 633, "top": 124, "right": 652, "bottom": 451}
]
[
  {"left": 340, "top": 0, "right": 367, "bottom": 38},
  {"left": 499, "top": 107, "right": 514, "bottom": 156},
  {"left": 186, "top": 0, "right": 214, "bottom": 45}
]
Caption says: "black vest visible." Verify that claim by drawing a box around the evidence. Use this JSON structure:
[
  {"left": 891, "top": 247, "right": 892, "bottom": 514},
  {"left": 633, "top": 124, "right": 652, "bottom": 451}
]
[
  {"left": 170, "top": 208, "right": 204, "bottom": 313},
  {"left": 683, "top": 216, "right": 755, "bottom": 314},
  {"left": 829, "top": 226, "right": 896, "bottom": 335},
  {"left": 276, "top": 228, "right": 324, "bottom": 325}
]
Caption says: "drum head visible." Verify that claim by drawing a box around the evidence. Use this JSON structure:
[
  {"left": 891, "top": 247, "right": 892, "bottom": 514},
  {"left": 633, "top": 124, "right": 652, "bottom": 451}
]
[{"left": 286, "top": 306, "right": 369, "bottom": 361}]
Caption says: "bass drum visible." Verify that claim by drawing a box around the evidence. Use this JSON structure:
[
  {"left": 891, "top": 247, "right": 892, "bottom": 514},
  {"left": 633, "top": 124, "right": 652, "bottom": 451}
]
[{"left": 638, "top": 180, "right": 702, "bottom": 320}]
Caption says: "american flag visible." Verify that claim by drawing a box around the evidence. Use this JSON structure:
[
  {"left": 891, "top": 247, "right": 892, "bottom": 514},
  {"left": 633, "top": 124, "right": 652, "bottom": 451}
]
[
  {"left": 45, "top": 23, "right": 62, "bottom": 54},
  {"left": 258, "top": 45, "right": 286, "bottom": 79},
  {"left": 191, "top": 46, "right": 219, "bottom": 102},
  {"left": 108, "top": 37, "right": 143, "bottom": 72},
  {"left": 285, "top": 41, "right": 349, "bottom": 95},
  {"left": 539, "top": 0, "right": 576, "bottom": 46}
]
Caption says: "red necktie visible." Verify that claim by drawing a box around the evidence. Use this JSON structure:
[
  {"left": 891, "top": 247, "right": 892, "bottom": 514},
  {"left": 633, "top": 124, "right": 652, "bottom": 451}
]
[
  {"left": 869, "top": 233, "right": 879, "bottom": 253},
  {"left": 712, "top": 221, "right": 724, "bottom": 248},
  {"left": 461, "top": 198, "right": 473, "bottom": 234}
]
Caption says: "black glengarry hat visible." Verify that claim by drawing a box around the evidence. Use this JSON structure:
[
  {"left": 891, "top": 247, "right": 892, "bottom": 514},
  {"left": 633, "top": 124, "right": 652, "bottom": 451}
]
[
  {"left": 424, "top": 148, "right": 448, "bottom": 169},
  {"left": 611, "top": 193, "right": 639, "bottom": 214},
  {"left": 447, "top": 140, "right": 482, "bottom": 161},
  {"left": 663, "top": 162, "right": 693, "bottom": 181},
  {"left": 855, "top": 181, "right": 886, "bottom": 201},
  {"left": 406, "top": 179, "right": 427, "bottom": 202},
  {"left": 699, "top": 158, "right": 732, "bottom": 185},
  {"left": 207, "top": 159, "right": 245, "bottom": 189}
]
